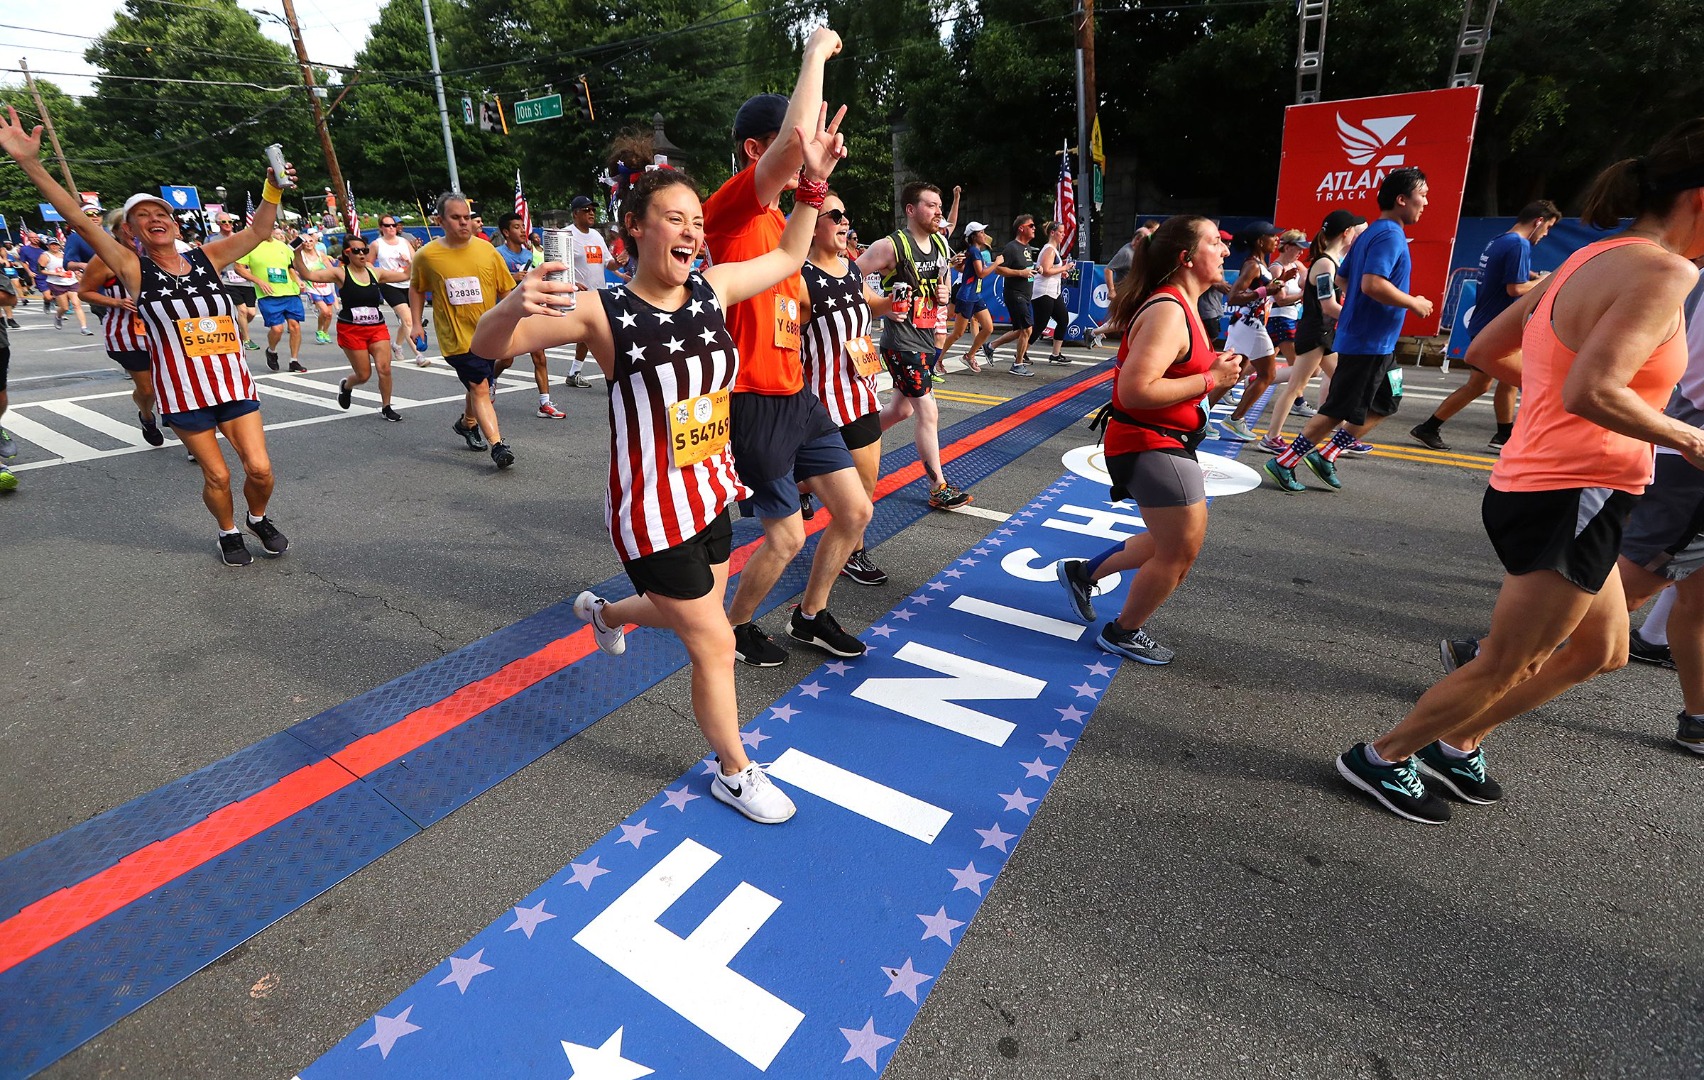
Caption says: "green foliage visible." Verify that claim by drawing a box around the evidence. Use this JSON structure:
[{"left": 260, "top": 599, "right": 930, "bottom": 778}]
[{"left": 0, "top": 80, "right": 97, "bottom": 230}]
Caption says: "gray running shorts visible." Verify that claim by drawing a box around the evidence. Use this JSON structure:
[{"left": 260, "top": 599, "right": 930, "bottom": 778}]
[{"left": 1621, "top": 453, "right": 1704, "bottom": 581}]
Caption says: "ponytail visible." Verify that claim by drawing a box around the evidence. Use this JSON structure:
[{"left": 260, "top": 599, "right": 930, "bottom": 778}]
[
  {"left": 1580, "top": 117, "right": 1704, "bottom": 230},
  {"left": 1579, "top": 158, "right": 1646, "bottom": 230},
  {"left": 1106, "top": 215, "right": 1208, "bottom": 333}
]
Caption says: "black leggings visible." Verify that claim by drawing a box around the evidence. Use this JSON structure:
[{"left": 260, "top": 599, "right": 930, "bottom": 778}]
[{"left": 1031, "top": 293, "right": 1070, "bottom": 345}]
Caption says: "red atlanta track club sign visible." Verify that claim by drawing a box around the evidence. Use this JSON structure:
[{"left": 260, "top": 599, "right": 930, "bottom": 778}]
[{"left": 1274, "top": 86, "right": 1481, "bottom": 338}]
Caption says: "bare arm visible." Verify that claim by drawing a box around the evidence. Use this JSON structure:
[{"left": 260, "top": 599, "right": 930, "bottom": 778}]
[
  {"left": 0, "top": 108, "right": 136, "bottom": 290},
  {"left": 853, "top": 236, "right": 897, "bottom": 279},
  {"left": 753, "top": 27, "right": 842, "bottom": 206},
  {"left": 707, "top": 118, "right": 844, "bottom": 307},
  {"left": 373, "top": 267, "right": 411, "bottom": 285},
  {"left": 77, "top": 256, "right": 129, "bottom": 312},
  {"left": 1360, "top": 273, "right": 1433, "bottom": 319},
  {"left": 291, "top": 247, "right": 343, "bottom": 285},
  {"left": 470, "top": 262, "right": 607, "bottom": 361},
  {"left": 1039, "top": 245, "right": 1066, "bottom": 278},
  {"left": 1226, "top": 260, "right": 1264, "bottom": 306},
  {"left": 201, "top": 172, "right": 291, "bottom": 268},
  {"left": 942, "top": 185, "right": 962, "bottom": 236},
  {"left": 1116, "top": 302, "right": 1242, "bottom": 410}
]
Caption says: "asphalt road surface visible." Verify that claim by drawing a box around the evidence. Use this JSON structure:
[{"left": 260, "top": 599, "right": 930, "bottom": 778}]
[{"left": 2, "top": 295, "right": 1700, "bottom": 1080}]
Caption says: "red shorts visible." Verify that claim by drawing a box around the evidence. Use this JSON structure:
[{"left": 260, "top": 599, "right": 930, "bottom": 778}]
[{"left": 337, "top": 321, "right": 392, "bottom": 352}]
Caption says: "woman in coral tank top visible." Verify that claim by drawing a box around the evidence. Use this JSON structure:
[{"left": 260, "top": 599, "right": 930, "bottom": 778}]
[{"left": 1338, "top": 118, "right": 1704, "bottom": 825}]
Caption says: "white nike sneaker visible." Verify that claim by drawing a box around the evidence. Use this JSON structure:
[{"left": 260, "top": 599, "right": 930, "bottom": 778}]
[
  {"left": 574, "top": 591, "right": 626, "bottom": 656},
  {"left": 710, "top": 761, "right": 797, "bottom": 824}
]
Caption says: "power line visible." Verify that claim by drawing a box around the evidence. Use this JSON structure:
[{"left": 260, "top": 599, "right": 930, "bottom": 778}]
[{"left": 0, "top": 67, "right": 299, "bottom": 91}]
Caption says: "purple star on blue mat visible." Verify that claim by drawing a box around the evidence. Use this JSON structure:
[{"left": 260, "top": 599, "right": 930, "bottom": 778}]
[
  {"left": 1018, "top": 510, "right": 1036, "bottom": 519},
  {"left": 1021, "top": 758, "right": 1058, "bottom": 780},
  {"left": 824, "top": 661, "right": 851, "bottom": 677},
  {"left": 1040, "top": 730, "right": 1074, "bottom": 750},
  {"left": 1071, "top": 681, "right": 1103, "bottom": 699},
  {"left": 997, "top": 528, "right": 1016, "bottom": 536},
  {"left": 917, "top": 906, "right": 965, "bottom": 944},
  {"left": 839, "top": 1017, "right": 895, "bottom": 1071},
  {"left": 926, "top": 581, "right": 950, "bottom": 592},
  {"left": 910, "top": 595, "right": 934, "bottom": 606},
  {"left": 957, "top": 556, "right": 980, "bottom": 566},
  {"left": 740, "top": 727, "right": 771, "bottom": 749},
  {"left": 881, "top": 958, "right": 935, "bottom": 1003},
  {"left": 1057, "top": 705, "right": 1087, "bottom": 723},
  {"left": 619, "top": 819, "right": 658, "bottom": 848},
  {"left": 700, "top": 757, "right": 721, "bottom": 775},
  {"left": 943, "top": 568, "right": 964, "bottom": 579},
  {"left": 358, "top": 1005, "right": 421, "bottom": 1059},
  {"left": 1085, "top": 661, "right": 1115, "bottom": 678},
  {"left": 566, "top": 857, "right": 611, "bottom": 889},
  {"left": 438, "top": 949, "right": 493, "bottom": 994},
  {"left": 947, "top": 861, "right": 993, "bottom": 895},
  {"left": 999, "top": 788, "right": 1039, "bottom": 814},
  {"left": 662, "top": 786, "right": 701, "bottom": 811},
  {"left": 870, "top": 624, "right": 897, "bottom": 638},
  {"left": 797, "top": 681, "right": 828, "bottom": 699},
  {"left": 983, "top": 538, "right": 1005, "bottom": 547},
  {"left": 506, "top": 900, "right": 556, "bottom": 939},
  {"left": 769, "top": 703, "right": 801, "bottom": 722},
  {"left": 975, "top": 821, "right": 1017, "bottom": 852},
  {"left": 890, "top": 609, "right": 916, "bottom": 621},
  {"left": 973, "top": 547, "right": 992, "bottom": 556}
]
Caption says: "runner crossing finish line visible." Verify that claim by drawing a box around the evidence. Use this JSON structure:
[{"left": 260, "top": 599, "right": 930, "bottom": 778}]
[{"left": 297, "top": 471, "right": 1145, "bottom": 1078}]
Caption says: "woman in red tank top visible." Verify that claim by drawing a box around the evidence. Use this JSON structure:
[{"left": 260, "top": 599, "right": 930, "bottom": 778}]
[
  {"left": 1338, "top": 118, "right": 1704, "bottom": 825},
  {"left": 1055, "top": 216, "right": 1241, "bottom": 665}
]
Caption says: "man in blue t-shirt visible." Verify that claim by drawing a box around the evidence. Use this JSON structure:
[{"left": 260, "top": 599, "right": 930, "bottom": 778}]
[
  {"left": 1266, "top": 167, "right": 1435, "bottom": 493},
  {"left": 1410, "top": 199, "right": 1562, "bottom": 454},
  {"left": 61, "top": 200, "right": 104, "bottom": 275}
]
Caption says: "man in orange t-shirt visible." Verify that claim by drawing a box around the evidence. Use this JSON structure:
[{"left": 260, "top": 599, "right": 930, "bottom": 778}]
[{"left": 705, "top": 26, "right": 873, "bottom": 669}]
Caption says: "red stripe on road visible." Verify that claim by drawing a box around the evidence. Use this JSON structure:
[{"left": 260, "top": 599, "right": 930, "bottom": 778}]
[{"left": 0, "top": 367, "right": 1112, "bottom": 976}]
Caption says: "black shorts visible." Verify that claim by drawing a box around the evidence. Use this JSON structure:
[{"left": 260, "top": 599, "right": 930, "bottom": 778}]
[
  {"left": 839, "top": 410, "right": 882, "bottom": 452},
  {"left": 380, "top": 283, "right": 411, "bottom": 309},
  {"left": 1619, "top": 454, "right": 1704, "bottom": 581},
  {"left": 1006, "top": 294, "right": 1034, "bottom": 331},
  {"left": 224, "top": 283, "right": 257, "bottom": 308},
  {"left": 622, "top": 508, "right": 733, "bottom": 600},
  {"left": 446, "top": 352, "right": 495, "bottom": 388},
  {"left": 1032, "top": 293, "right": 1070, "bottom": 337},
  {"left": 1107, "top": 447, "right": 1204, "bottom": 508},
  {"left": 0, "top": 345, "right": 9, "bottom": 392},
  {"left": 1295, "top": 316, "right": 1335, "bottom": 356},
  {"left": 1483, "top": 485, "right": 1639, "bottom": 593},
  {"left": 1320, "top": 353, "right": 1400, "bottom": 426},
  {"left": 729, "top": 388, "right": 844, "bottom": 485},
  {"left": 109, "top": 349, "right": 150, "bottom": 374},
  {"left": 882, "top": 349, "right": 932, "bottom": 399}
]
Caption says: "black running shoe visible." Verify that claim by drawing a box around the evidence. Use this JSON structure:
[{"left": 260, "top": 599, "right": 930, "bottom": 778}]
[
  {"left": 490, "top": 441, "right": 515, "bottom": 469},
  {"left": 1335, "top": 743, "right": 1451, "bottom": 824},
  {"left": 1440, "top": 638, "right": 1480, "bottom": 673},
  {"left": 265, "top": 349, "right": 279, "bottom": 371},
  {"left": 218, "top": 531, "right": 254, "bottom": 566},
  {"left": 840, "top": 549, "right": 888, "bottom": 586},
  {"left": 337, "top": 378, "right": 353, "bottom": 409},
  {"left": 1415, "top": 740, "right": 1503, "bottom": 804},
  {"left": 800, "top": 492, "right": 816, "bottom": 521},
  {"left": 138, "top": 411, "right": 165, "bottom": 447},
  {"left": 733, "top": 621, "right": 787, "bottom": 667},
  {"left": 1057, "top": 559, "right": 1098, "bottom": 622},
  {"left": 452, "top": 415, "right": 487, "bottom": 450},
  {"left": 381, "top": 405, "right": 403, "bottom": 422},
  {"left": 288, "top": 360, "right": 308, "bottom": 373},
  {"left": 5, "top": 317, "right": 18, "bottom": 329},
  {"left": 788, "top": 606, "right": 867, "bottom": 657},
  {"left": 1408, "top": 424, "right": 1449, "bottom": 451},
  {"left": 929, "top": 482, "right": 973, "bottom": 510},
  {"left": 1675, "top": 712, "right": 1704, "bottom": 755},
  {"left": 1629, "top": 628, "right": 1675, "bottom": 669},
  {"left": 245, "top": 515, "right": 289, "bottom": 555}
]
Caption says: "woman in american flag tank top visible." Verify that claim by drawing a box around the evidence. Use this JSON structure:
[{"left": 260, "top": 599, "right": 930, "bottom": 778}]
[
  {"left": 471, "top": 119, "right": 845, "bottom": 826},
  {"left": 0, "top": 105, "right": 295, "bottom": 566},
  {"left": 75, "top": 209, "right": 165, "bottom": 448},
  {"left": 801, "top": 190, "right": 892, "bottom": 586}
]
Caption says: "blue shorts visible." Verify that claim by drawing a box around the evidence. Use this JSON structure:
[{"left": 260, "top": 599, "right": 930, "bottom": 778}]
[
  {"left": 163, "top": 398, "right": 260, "bottom": 433},
  {"left": 258, "top": 295, "right": 305, "bottom": 327},
  {"left": 1266, "top": 315, "right": 1297, "bottom": 345},
  {"left": 446, "top": 352, "right": 496, "bottom": 389},
  {"left": 737, "top": 429, "right": 855, "bottom": 520},
  {"left": 955, "top": 294, "right": 987, "bottom": 318}
]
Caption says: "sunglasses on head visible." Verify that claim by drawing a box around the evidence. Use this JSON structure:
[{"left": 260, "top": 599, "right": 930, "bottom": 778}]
[{"left": 823, "top": 208, "right": 849, "bottom": 224}]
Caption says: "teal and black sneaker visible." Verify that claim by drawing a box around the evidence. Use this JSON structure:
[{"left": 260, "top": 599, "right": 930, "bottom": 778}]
[
  {"left": 1335, "top": 743, "right": 1451, "bottom": 824},
  {"left": 1676, "top": 712, "right": 1704, "bottom": 756},
  {"left": 1302, "top": 450, "right": 1341, "bottom": 490},
  {"left": 1415, "top": 741, "right": 1503, "bottom": 804},
  {"left": 1264, "top": 458, "right": 1306, "bottom": 494}
]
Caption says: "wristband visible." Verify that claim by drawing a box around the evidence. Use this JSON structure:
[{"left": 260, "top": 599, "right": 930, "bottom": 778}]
[
  {"left": 261, "top": 179, "right": 283, "bottom": 206},
  {"left": 795, "top": 175, "right": 830, "bottom": 209},
  {"left": 1202, "top": 373, "right": 1212, "bottom": 396},
  {"left": 1254, "top": 285, "right": 1267, "bottom": 301}
]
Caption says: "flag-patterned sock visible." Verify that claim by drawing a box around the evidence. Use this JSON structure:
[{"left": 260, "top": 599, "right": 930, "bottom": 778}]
[
  {"left": 1276, "top": 434, "right": 1316, "bottom": 469},
  {"left": 1319, "top": 428, "right": 1358, "bottom": 462}
]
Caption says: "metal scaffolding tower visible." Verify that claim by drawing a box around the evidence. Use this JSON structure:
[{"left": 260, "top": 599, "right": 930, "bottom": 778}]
[
  {"left": 1447, "top": 0, "right": 1499, "bottom": 87},
  {"left": 1294, "top": 0, "right": 1330, "bottom": 104}
]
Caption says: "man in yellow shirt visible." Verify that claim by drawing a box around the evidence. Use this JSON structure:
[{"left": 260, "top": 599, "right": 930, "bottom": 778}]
[
  {"left": 237, "top": 226, "right": 307, "bottom": 372},
  {"left": 410, "top": 193, "right": 518, "bottom": 469}
]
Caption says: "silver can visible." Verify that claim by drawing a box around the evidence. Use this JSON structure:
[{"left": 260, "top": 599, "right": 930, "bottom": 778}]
[
  {"left": 541, "top": 227, "right": 577, "bottom": 307},
  {"left": 263, "top": 143, "right": 294, "bottom": 188}
]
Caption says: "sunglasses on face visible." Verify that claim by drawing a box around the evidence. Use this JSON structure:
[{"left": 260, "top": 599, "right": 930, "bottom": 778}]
[
  {"left": 345, "top": 247, "right": 369, "bottom": 254},
  {"left": 823, "top": 208, "right": 849, "bottom": 224},
  {"left": 380, "top": 222, "right": 397, "bottom": 228}
]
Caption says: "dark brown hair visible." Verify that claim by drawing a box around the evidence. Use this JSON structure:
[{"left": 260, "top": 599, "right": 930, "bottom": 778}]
[
  {"left": 1580, "top": 118, "right": 1704, "bottom": 229},
  {"left": 900, "top": 181, "right": 941, "bottom": 212},
  {"left": 620, "top": 168, "right": 701, "bottom": 249},
  {"left": 1107, "top": 215, "right": 1211, "bottom": 332}
]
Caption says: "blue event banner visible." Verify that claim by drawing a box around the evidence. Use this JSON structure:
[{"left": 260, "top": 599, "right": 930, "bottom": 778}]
[{"left": 296, "top": 470, "right": 1154, "bottom": 1079}]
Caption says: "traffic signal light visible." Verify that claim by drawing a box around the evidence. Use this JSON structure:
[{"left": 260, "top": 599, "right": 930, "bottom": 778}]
[{"left": 573, "top": 75, "right": 594, "bottom": 121}]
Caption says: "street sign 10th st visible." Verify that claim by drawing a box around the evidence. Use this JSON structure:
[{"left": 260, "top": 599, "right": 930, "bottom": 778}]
[{"left": 514, "top": 94, "right": 564, "bottom": 124}]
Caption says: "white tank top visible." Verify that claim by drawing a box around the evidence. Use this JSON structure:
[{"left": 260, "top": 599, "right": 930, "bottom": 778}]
[{"left": 370, "top": 235, "right": 413, "bottom": 275}]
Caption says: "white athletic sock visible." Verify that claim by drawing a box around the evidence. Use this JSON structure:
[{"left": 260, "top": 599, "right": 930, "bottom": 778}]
[
  {"left": 539, "top": 393, "right": 550, "bottom": 406},
  {"left": 1643, "top": 587, "right": 1676, "bottom": 646},
  {"left": 1363, "top": 743, "right": 1397, "bottom": 767},
  {"left": 569, "top": 359, "right": 584, "bottom": 376},
  {"left": 246, "top": 513, "right": 265, "bottom": 525},
  {"left": 219, "top": 526, "right": 241, "bottom": 536},
  {"left": 1436, "top": 740, "right": 1474, "bottom": 759}
]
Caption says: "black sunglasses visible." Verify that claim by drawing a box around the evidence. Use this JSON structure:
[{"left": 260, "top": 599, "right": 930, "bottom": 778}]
[
  {"left": 380, "top": 221, "right": 398, "bottom": 227},
  {"left": 823, "top": 208, "right": 849, "bottom": 224},
  {"left": 345, "top": 247, "right": 369, "bottom": 254}
]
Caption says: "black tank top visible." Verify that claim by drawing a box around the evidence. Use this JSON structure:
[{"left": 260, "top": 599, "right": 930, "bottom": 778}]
[{"left": 337, "top": 267, "right": 389, "bottom": 326}]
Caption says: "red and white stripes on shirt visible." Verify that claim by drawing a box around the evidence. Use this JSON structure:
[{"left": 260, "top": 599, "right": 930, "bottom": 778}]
[
  {"left": 600, "top": 272, "right": 751, "bottom": 562},
  {"left": 801, "top": 259, "right": 879, "bottom": 427},
  {"left": 135, "top": 248, "right": 257, "bottom": 415},
  {"left": 99, "top": 279, "right": 148, "bottom": 354}
]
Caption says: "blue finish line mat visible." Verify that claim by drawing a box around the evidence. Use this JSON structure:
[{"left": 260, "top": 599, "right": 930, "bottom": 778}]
[{"left": 296, "top": 470, "right": 1148, "bottom": 1078}]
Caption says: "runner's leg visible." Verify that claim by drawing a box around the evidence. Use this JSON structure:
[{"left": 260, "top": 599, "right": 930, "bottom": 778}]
[
  {"left": 218, "top": 409, "right": 275, "bottom": 520},
  {"left": 727, "top": 515, "right": 806, "bottom": 626},
  {"left": 175, "top": 426, "right": 238, "bottom": 530},
  {"left": 799, "top": 467, "right": 872, "bottom": 614}
]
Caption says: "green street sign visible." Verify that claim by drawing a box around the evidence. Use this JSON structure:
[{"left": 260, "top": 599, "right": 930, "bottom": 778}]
[{"left": 514, "top": 94, "right": 564, "bottom": 124}]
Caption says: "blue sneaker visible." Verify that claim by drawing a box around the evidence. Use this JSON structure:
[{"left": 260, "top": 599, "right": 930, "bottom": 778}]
[
  {"left": 1302, "top": 451, "right": 1341, "bottom": 490},
  {"left": 1415, "top": 741, "right": 1503, "bottom": 804},
  {"left": 1264, "top": 458, "right": 1306, "bottom": 494},
  {"left": 1336, "top": 743, "right": 1451, "bottom": 824}
]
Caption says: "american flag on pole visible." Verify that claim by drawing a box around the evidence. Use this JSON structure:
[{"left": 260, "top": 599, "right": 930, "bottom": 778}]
[
  {"left": 1055, "top": 139, "right": 1077, "bottom": 255},
  {"left": 345, "top": 180, "right": 359, "bottom": 235},
  {"left": 514, "top": 170, "right": 530, "bottom": 237},
  {"left": 244, "top": 190, "right": 256, "bottom": 229}
]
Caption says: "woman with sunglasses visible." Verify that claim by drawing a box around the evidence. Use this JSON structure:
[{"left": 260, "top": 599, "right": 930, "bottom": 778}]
[
  {"left": 293, "top": 240, "right": 410, "bottom": 421},
  {"left": 370, "top": 216, "right": 426, "bottom": 365}
]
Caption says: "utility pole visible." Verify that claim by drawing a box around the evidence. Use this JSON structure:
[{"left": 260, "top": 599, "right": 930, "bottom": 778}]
[
  {"left": 19, "top": 58, "right": 77, "bottom": 197},
  {"left": 422, "top": 0, "right": 461, "bottom": 193},
  {"left": 1073, "top": 0, "right": 1096, "bottom": 262},
  {"left": 278, "top": 0, "right": 348, "bottom": 227}
]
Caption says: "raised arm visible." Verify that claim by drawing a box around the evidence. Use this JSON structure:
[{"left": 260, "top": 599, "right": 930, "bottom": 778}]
[
  {"left": 0, "top": 106, "right": 135, "bottom": 288},
  {"left": 202, "top": 166, "right": 295, "bottom": 268},
  {"left": 291, "top": 246, "right": 343, "bottom": 285},
  {"left": 754, "top": 27, "right": 843, "bottom": 206}
]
